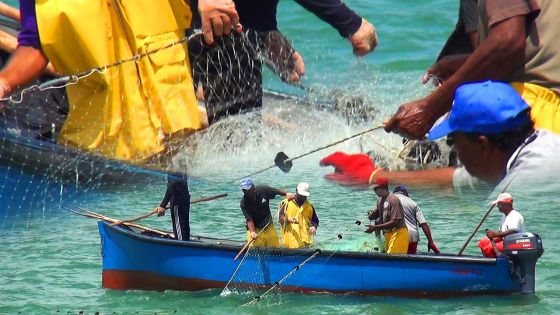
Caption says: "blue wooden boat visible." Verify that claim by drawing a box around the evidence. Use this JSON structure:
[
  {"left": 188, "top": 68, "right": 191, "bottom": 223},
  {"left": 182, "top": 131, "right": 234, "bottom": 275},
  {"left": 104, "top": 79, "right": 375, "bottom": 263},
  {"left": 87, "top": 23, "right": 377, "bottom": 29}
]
[{"left": 98, "top": 221, "right": 544, "bottom": 297}]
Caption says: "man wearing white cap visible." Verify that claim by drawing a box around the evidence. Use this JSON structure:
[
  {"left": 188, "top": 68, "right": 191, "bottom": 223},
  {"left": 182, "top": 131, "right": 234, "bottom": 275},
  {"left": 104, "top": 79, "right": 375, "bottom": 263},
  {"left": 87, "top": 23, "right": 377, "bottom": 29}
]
[
  {"left": 478, "top": 193, "right": 525, "bottom": 258},
  {"left": 278, "top": 182, "right": 319, "bottom": 248}
]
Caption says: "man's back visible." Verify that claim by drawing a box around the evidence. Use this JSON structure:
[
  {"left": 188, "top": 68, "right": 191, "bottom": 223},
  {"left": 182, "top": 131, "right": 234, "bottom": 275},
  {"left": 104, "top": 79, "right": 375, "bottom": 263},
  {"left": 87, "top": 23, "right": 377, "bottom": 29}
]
[
  {"left": 394, "top": 193, "right": 426, "bottom": 243},
  {"left": 500, "top": 209, "right": 525, "bottom": 233}
]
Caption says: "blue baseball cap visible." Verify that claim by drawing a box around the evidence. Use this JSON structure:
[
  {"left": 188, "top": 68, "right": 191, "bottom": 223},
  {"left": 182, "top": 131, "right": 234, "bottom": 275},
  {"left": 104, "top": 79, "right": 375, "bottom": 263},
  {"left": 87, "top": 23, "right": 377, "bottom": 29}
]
[
  {"left": 428, "top": 81, "right": 531, "bottom": 140},
  {"left": 240, "top": 177, "right": 254, "bottom": 190},
  {"left": 393, "top": 185, "right": 409, "bottom": 197}
]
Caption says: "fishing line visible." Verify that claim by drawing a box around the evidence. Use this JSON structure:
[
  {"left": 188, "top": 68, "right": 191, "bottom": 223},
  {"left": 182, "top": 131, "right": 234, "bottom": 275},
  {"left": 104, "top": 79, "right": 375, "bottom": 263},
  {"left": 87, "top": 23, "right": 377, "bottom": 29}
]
[{"left": 241, "top": 213, "right": 370, "bottom": 306}]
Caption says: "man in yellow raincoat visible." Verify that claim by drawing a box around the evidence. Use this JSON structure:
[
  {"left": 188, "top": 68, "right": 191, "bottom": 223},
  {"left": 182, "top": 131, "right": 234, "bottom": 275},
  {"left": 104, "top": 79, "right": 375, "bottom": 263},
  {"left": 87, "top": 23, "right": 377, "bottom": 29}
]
[
  {"left": 278, "top": 182, "right": 319, "bottom": 249},
  {"left": 0, "top": 0, "right": 240, "bottom": 162}
]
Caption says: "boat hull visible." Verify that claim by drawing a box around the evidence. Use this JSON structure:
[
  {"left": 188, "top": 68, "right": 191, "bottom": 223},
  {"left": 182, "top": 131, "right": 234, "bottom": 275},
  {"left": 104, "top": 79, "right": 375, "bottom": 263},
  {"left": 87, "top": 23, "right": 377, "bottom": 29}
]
[{"left": 99, "top": 222, "right": 523, "bottom": 297}]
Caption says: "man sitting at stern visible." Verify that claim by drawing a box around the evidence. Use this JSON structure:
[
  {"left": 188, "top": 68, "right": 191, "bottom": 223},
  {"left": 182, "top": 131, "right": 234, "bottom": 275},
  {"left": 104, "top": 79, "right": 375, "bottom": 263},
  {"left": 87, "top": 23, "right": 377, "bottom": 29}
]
[{"left": 478, "top": 193, "right": 524, "bottom": 258}]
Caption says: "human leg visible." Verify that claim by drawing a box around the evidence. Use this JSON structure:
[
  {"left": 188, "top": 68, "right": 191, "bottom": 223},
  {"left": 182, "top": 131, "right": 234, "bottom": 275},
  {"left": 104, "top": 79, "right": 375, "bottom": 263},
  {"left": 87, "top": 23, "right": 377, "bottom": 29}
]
[
  {"left": 170, "top": 202, "right": 190, "bottom": 241},
  {"left": 407, "top": 242, "right": 418, "bottom": 254}
]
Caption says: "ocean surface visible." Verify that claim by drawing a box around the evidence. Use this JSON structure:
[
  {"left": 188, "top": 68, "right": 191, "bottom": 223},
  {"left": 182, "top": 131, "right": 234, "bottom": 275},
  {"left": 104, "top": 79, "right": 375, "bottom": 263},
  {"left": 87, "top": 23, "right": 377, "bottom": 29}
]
[{"left": 1, "top": 0, "right": 559, "bottom": 314}]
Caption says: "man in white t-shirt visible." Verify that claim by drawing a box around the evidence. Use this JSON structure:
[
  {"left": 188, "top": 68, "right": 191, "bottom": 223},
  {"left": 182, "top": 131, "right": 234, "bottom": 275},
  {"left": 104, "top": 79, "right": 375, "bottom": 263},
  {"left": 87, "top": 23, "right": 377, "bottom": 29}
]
[
  {"left": 478, "top": 193, "right": 524, "bottom": 257},
  {"left": 392, "top": 185, "right": 440, "bottom": 254}
]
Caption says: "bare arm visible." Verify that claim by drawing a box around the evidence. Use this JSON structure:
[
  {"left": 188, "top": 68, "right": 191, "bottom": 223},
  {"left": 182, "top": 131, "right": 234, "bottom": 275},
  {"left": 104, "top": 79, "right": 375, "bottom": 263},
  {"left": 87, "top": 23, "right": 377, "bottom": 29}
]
[
  {"left": 278, "top": 202, "right": 288, "bottom": 225},
  {"left": 0, "top": 46, "right": 48, "bottom": 97},
  {"left": 420, "top": 223, "right": 436, "bottom": 244},
  {"left": 370, "top": 218, "right": 400, "bottom": 231},
  {"left": 0, "top": 1, "right": 20, "bottom": 22},
  {"left": 432, "top": 15, "right": 527, "bottom": 113},
  {"left": 385, "top": 15, "right": 528, "bottom": 138}
]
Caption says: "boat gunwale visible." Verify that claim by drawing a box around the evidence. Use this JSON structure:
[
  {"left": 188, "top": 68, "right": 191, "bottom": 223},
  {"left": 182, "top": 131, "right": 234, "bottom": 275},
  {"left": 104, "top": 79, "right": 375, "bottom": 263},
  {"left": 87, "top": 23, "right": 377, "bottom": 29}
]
[{"left": 101, "top": 221, "right": 501, "bottom": 265}]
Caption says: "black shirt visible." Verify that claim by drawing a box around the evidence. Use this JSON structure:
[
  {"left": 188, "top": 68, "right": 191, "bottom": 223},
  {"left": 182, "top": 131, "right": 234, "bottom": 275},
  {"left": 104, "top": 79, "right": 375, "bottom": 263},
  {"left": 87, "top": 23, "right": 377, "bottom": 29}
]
[
  {"left": 190, "top": 0, "right": 362, "bottom": 37},
  {"left": 240, "top": 185, "right": 285, "bottom": 229},
  {"left": 160, "top": 174, "right": 190, "bottom": 208}
]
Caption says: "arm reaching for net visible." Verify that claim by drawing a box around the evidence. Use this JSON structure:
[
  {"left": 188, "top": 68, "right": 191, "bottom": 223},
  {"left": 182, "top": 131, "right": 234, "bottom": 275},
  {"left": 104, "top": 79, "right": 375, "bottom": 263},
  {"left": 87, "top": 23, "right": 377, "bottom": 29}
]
[
  {"left": 320, "top": 151, "right": 456, "bottom": 188},
  {"left": 294, "top": 0, "right": 377, "bottom": 55}
]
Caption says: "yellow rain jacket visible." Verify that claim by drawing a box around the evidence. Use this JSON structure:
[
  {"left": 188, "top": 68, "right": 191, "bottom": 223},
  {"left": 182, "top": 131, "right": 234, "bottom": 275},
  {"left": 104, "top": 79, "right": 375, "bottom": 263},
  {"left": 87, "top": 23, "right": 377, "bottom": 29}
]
[
  {"left": 36, "top": 0, "right": 201, "bottom": 162},
  {"left": 279, "top": 198, "right": 317, "bottom": 248}
]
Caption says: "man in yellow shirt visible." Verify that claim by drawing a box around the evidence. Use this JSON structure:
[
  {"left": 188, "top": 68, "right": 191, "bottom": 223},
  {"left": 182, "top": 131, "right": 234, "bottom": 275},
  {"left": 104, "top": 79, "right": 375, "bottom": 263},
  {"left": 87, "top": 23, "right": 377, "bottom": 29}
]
[{"left": 278, "top": 182, "right": 319, "bottom": 248}]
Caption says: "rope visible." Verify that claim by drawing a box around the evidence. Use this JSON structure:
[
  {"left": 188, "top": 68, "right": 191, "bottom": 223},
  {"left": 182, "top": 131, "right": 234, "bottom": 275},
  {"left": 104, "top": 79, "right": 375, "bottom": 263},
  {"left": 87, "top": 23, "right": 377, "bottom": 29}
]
[{"left": 1, "top": 30, "right": 203, "bottom": 103}]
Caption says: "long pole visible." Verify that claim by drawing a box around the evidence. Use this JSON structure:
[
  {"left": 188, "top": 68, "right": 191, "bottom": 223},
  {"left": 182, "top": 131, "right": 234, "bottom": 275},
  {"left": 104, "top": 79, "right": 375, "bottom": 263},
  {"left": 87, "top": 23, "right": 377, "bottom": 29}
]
[{"left": 109, "top": 193, "right": 229, "bottom": 225}]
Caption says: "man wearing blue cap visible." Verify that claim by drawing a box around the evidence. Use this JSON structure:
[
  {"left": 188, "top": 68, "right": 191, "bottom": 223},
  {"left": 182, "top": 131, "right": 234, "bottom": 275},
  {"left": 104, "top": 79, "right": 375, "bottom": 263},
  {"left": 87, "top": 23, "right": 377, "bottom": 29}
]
[
  {"left": 239, "top": 177, "right": 292, "bottom": 247},
  {"left": 321, "top": 81, "right": 560, "bottom": 198},
  {"left": 427, "top": 81, "right": 560, "bottom": 194},
  {"left": 392, "top": 185, "right": 440, "bottom": 254}
]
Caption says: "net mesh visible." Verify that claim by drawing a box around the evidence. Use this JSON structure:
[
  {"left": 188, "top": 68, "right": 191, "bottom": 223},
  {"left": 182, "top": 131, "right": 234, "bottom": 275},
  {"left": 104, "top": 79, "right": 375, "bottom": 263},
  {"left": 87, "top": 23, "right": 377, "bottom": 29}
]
[{"left": 0, "top": 25, "right": 450, "bottom": 233}]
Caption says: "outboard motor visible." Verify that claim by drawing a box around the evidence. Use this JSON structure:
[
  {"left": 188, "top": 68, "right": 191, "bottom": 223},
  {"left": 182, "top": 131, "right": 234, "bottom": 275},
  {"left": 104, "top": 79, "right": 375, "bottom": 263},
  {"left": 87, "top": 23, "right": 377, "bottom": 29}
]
[{"left": 502, "top": 232, "right": 544, "bottom": 294}]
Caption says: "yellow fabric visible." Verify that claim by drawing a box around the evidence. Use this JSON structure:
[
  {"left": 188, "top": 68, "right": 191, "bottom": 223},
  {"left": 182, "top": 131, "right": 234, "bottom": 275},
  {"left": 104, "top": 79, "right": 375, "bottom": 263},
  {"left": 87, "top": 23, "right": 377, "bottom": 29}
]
[
  {"left": 279, "top": 198, "right": 315, "bottom": 248},
  {"left": 35, "top": 0, "right": 201, "bottom": 162},
  {"left": 246, "top": 224, "right": 280, "bottom": 248},
  {"left": 511, "top": 82, "right": 560, "bottom": 134},
  {"left": 384, "top": 227, "right": 409, "bottom": 254}
]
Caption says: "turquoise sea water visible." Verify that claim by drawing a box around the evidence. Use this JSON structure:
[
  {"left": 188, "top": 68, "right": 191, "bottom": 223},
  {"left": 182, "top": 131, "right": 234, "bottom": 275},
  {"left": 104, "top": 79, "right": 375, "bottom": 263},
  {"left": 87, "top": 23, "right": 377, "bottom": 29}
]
[{"left": 2, "top": 0, "right": 560, "bottom": 314}]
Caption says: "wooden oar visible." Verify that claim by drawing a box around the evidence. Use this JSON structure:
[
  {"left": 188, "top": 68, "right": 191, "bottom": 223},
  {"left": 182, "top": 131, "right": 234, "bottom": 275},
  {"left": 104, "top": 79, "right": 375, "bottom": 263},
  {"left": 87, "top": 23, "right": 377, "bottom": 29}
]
[
  {"left": 241, "top": 125, "right": 383, "bottom": 179},
  {"left": 68, "top": 207, "right": 172, "bottom": 238},
  {"left": 191, "top": 193, "right": 228, "bottom": 205},
  {"left": 233, "top": 238, "right": 255, "bottom": 261},
  {"left": 110, "top": 193, "right": 229, "bottom": 226}
]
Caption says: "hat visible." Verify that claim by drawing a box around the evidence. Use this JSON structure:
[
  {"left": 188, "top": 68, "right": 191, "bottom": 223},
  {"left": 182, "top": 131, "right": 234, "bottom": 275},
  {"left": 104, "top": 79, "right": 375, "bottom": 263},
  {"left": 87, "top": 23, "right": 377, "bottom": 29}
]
[
  {"left": 428, "top": 81, "right": 531, "bottom": 140},
  {"left": 296, "top": 182, "right": 310, "bottom": 197},
  {"left": 491, "top": 192, "right": 513, "bottom": 205},
  {"left": 373, "top": 176, "right": 389, "bottom": 188},
  {"left": 393, "top": 185, "right": 409, "bottom": 197},
  {"left": 240, "top": 177, "right": 254, "bottom": 190}
]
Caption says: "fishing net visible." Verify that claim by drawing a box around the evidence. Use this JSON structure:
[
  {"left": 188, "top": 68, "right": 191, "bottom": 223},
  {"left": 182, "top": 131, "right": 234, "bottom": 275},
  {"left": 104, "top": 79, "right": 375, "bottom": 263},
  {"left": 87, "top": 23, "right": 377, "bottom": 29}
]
[
  {"left": 0, "top": 17, "right": 452, "bottom": 232},
  {"left": 0, "top": 25, "right": 366, "bottom": 227},
  {"left": 220, "top": 213, "right": 373, "bottom": 305}
]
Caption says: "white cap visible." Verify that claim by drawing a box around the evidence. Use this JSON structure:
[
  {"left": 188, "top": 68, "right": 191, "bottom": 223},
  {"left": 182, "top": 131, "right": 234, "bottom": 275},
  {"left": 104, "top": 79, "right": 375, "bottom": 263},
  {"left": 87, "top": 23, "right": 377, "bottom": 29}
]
[
  {"left": 296, "top": 182, "right": 310, "bottom": 197},
  {"left": 491, "top": 192, "right": 513, "bottom": 205}
]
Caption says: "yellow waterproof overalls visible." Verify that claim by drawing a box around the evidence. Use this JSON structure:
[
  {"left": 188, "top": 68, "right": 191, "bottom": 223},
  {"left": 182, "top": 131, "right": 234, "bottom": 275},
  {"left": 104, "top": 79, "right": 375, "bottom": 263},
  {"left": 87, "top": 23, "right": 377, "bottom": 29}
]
[
  {"left": 511, "top": 82, "right": 560, "bottom": 134},
  {"left": 36, "top": 0, "right": 201, "bottom": 162},
  {"left": 279, "top": 198, "right": 316, "bottom": 248}
]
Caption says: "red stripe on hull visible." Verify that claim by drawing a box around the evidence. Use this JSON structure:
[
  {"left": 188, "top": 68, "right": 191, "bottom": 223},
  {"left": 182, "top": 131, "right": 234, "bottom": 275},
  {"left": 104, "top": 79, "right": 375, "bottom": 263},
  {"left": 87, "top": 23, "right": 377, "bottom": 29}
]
[
  {"left": 102, "top": 270, "right": 514, "bottom": 298},
  {"left": 103, "top": 270, "right": 225, "bottom": 291}
]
